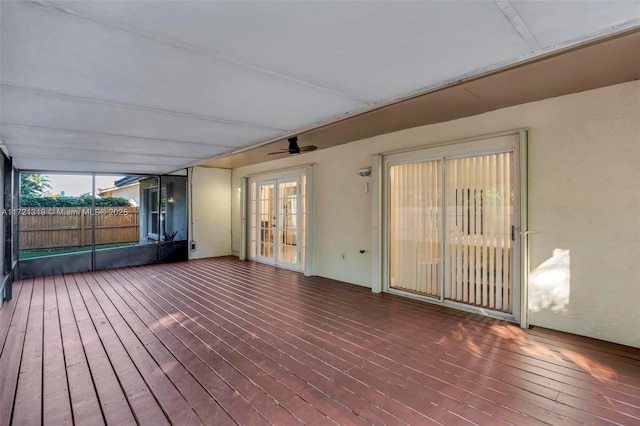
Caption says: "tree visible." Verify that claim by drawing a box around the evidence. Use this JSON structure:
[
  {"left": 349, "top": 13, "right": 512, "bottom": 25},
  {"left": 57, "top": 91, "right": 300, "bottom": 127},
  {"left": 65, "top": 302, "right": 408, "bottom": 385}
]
[{"left": 20, "top": 173, "right": 52, "bottom": 197}]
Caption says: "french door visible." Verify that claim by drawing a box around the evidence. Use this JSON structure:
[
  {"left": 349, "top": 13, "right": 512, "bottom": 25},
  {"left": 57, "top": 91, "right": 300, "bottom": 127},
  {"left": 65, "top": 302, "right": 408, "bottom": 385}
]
[
  {"left": 385, "top": 133, "right": 522, "bottom": 320},
  {"left": 254, "top": 177, "right": 302, "bottom": 270}
]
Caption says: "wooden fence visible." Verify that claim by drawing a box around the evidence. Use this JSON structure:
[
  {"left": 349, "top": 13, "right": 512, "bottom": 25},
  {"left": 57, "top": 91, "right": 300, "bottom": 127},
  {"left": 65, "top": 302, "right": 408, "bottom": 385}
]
[{"left": 19, "top": 207, "right": 140, "bottom": 251}]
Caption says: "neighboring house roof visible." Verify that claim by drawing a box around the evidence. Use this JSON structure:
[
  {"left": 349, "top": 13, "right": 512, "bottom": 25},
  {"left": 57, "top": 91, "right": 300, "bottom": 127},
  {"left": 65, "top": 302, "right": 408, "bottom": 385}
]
[
  {"left": 97, "top": 185, "right": 116, "bottom": 193},
  {"left": 114, "top": 176, "right": 144, "bottom": 187},
  {"left": 98, "top": 179, "right": 141, "bottom": 197}
]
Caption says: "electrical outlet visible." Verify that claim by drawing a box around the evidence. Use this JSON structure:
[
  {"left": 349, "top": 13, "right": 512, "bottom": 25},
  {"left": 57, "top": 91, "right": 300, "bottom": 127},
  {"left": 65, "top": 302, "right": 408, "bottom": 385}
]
[{"left": 190, "top": 240, "right": 196, "bottom": 251}]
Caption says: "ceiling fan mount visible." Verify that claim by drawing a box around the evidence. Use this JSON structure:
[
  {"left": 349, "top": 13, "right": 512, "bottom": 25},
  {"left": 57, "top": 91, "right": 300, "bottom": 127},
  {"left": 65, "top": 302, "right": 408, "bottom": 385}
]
[{"left": 268, "top": 136, "right": 317, "bottom": 155}]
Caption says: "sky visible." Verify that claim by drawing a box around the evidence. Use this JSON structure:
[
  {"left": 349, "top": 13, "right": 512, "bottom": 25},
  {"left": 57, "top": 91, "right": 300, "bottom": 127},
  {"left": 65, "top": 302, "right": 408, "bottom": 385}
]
[{"left": 46, "top": 174, "right": 126, "bottom": 197}]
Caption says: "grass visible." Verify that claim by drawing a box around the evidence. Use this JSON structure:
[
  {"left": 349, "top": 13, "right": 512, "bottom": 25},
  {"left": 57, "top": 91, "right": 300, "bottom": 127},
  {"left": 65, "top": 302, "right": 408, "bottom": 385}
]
[{"left": 19, "top": 242, "right": 138, "bottom": 259}]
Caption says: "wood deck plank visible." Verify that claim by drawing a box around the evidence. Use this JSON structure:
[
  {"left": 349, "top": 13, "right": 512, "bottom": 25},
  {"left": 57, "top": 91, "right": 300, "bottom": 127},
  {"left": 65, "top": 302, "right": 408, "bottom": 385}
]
[
  {"left": 0, "top": 279, "right": 33, "bottom": 426},
  {"left": 218, "top": 260, "right": 636, "bottom": 422},
  {"left": 71, "top": 272, "right": 175, "bottom": 426},
  {"left": 77, "top": 272, "right": 203, "bottom": 425},
  {"left": 42, "top": 275, "right": 73, "bottom": 425},
  {"left": 107, "top": 267, "right": 300, "bottom": 425},
  {"left": 102, "top": 267, "right": 270, "bottom": 426},
  {"left": 214, "top": 258, "right": 632, "bottom": 392},
  {"left": 54, "top": 275, "right": 105, "bottom": 426},
  {"left": 148, "top": 262, "right": 514, "bottom": 425},
  {"left": 170, "top": 260, "right": 604, "bottom": 422},
  {"left": 62, "top": 275, "right": 135, "bottom": 425},
  {"left": 1, "top": 257, "right": 639, "bottom": 425},
  {"left": 12, "top": 277, "right": 44, "bottom": 425},
  {"left": 191, "top": 258, "right": 640, "bottom": 425},
  {"left": 91, "top": 270, "right": 236, "bottom": 426},
  {"left": 124, "top": 266, "right": 376, "bottom": 426},
  {"left": 0, "top": 280, "right": 24, "bottom": 355},
  {"left": 166, "top": 261, "right": 566, "bottom": 424},
  {"left": 121, "top": 264, "right": 413, "bottom": 425}
]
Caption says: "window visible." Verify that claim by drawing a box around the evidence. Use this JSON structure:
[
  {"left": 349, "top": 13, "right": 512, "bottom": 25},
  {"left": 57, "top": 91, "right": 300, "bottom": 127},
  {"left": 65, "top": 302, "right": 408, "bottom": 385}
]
[{"left": 148, "top": 187, "right": 159, "bottom": 239}]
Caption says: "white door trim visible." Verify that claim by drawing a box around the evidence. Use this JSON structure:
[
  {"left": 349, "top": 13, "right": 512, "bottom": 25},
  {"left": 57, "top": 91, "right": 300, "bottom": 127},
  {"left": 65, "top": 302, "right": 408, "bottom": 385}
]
[
  {"left": 376, "top": 129, "right": 528, "bottom": 324},
  {"left": 255, "top": 179, "right": 277, "bottom": 265},
  {"left": 246, "top": 167, "right": 313, "bottom": 274},
  {"left": 274, "top": 176, "right": 302, "bottom": 271}
]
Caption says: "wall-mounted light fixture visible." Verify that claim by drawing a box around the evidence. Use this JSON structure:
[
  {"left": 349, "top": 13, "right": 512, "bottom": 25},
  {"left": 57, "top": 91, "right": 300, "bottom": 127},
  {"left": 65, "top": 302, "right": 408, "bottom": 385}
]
[
  {"left": 358, "top": 167, "right": 372, "bottom": 177},
  {"left": 168, "top": 196, "right": 175, "bottom": 203},
  {"left": 358, "top": 167, "right": 372, "bottom": 193}
]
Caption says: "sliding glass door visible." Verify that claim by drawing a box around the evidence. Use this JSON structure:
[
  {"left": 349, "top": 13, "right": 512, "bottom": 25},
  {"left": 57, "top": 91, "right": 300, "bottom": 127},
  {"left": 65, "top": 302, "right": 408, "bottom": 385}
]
[
  {"left": 386, "top": 133, "right": 521, "bottom": 319},
  {"left": 389, "top": 160, "right": 442, "bottom": 298},
  {"left": 445, "top": 153, "right": 513, "bottom": 312}
]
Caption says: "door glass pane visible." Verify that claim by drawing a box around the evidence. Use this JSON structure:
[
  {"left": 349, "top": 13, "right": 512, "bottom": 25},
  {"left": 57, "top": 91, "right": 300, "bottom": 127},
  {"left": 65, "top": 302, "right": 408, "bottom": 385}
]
[
  {"left": 445, "top": 153, "right": 513, "bottom": 312},
  {"left": 150, "top": 212, "right": 159, "bottom": 235},
  {"left": 278, "top": 180, "right": 298, "bottom": 264},
  {"left": 258, "top": 183, "right": 275, "bottom": 260},
  {"left": 150, "top": 190, "right": 158, "bottom": 211},
  {"left": 250, "top": 182, "right": 257, "bottom": 258},
  {"left": 301, "top": 175, "right": 306, "bottom": 267},
  {"left": 389, "top": 161, "right": 442, "bottom": 297}
]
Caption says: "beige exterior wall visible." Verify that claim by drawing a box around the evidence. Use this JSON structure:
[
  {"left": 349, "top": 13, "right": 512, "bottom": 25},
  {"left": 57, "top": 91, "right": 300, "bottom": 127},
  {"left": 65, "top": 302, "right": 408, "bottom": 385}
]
[
  {"left": 107, "top": 184, "right": 140, "bottom": 206},
  {"left": 226, "top": 81, "right": 639, "bottom": 347},
  {"left": 190, "top": 166, "right": 233, "bottom": 259}
]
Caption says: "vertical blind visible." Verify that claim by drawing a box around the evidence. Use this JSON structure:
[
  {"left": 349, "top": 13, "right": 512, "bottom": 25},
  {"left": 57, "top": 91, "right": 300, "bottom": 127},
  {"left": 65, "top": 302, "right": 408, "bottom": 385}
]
[
  {"left": 389, "top": 160, "right": 442, "bottom": 297},
  {"left": 446, "top": 153, "right": 512, "bottom": 312},
  {"left": 389, "top": 152, "right": 513, "bottom": 313}
]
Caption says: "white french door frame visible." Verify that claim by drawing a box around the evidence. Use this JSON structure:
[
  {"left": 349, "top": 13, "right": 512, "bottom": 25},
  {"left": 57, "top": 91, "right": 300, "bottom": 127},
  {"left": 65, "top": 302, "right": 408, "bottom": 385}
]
[
  {"left": 243, "top": 165, "right": 315, "bottom": 275},
  {"left": 274, "top": 176, "right": 302, "bottom": 270},
  {"left": 255, "top": 179, "right": 277, "bottom": 265},
  {"left": 378, "top": 130, "right": 528, "bottom": 325}
]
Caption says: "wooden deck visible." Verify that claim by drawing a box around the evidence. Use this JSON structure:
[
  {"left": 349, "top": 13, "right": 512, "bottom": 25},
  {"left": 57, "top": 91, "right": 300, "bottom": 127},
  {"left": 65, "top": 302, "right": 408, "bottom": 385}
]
[{"left": 1, "top": 257, "right": 639, "bottom": 425}]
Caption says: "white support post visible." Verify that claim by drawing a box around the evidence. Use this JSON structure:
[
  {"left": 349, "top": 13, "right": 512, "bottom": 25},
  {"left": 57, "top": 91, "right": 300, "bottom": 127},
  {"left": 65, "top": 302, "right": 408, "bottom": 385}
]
[{"left": 371, "top": 154, "right": 383, "bottom": 293}]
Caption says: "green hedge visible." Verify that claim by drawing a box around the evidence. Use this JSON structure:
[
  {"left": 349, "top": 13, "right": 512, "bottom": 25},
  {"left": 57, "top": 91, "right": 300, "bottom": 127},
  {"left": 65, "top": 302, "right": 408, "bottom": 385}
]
[{"left": 21, "top": 196, "right": 131, "bottom": 207}]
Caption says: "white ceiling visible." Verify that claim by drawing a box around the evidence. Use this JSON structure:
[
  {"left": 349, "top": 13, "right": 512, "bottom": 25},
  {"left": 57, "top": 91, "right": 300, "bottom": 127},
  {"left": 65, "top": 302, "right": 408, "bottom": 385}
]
[{"left": 1, "top": 0, "right": 639, "bottom": 174}]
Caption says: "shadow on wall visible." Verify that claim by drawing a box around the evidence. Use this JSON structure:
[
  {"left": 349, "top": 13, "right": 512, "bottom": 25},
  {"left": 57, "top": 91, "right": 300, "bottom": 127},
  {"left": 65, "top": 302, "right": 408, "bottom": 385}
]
[{"left": 529, "top": 248, "right": 570, "bottom": 313}]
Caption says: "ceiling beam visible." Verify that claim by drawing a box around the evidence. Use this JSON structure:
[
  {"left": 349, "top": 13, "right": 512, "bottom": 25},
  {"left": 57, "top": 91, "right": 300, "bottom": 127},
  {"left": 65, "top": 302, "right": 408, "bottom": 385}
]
[{"left": 494, "top": 0, "right": 541, "bottom": 50}]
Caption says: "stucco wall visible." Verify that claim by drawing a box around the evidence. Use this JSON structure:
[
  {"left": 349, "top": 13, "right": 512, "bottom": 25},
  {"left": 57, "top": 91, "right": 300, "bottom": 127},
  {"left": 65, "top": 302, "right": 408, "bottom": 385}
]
[
  {"left": 190, "top": 166, "right": 232, "bottom": 259},
  {"left": 109, "top": 184, "right": 140, "bottom": 207},
  {"left": 229, "top": 81, "right": 639, "bottom": 348}
]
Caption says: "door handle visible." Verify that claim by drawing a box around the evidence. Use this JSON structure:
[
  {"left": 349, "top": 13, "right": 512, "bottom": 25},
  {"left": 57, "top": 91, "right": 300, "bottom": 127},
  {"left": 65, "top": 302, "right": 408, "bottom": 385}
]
[{"left": 511, "top": 226, "right": 521, "bottom": 241}]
